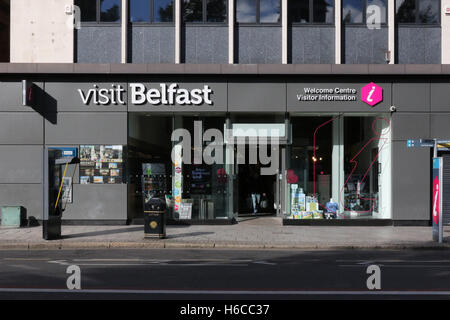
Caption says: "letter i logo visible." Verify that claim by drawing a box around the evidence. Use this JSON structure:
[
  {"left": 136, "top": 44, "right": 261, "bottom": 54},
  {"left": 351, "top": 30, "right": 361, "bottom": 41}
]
[
  {"left": 367, "top": 86, "right": 376, "bottom": 102},
  {"left": 361, "top": 82, "right": 383, "bottom": 107}
]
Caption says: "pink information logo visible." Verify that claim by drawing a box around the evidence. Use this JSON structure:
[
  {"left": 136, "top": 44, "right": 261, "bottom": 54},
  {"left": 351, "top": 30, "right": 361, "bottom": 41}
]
[{"left": 361, "top": 82, "right": 383, "bottom": 107}]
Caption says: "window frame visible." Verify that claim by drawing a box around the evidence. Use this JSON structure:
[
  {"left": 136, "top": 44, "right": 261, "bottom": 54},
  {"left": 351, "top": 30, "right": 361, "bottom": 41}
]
[
  {"left": 77, "top": 0, "right": 122, "bottom": 25},
  {"left": 290, "top": 0, "right": 335, "bottom": 25},
  {"left": 396, "top": 0, "right": 441, "bottom": 25},
  {"left": 342, "top": 0, "right": 388, "bottom": 26},
  {"left": 183, "top": 0, "right": 228, "bottom": 24},
  {"left": 236, "top": 0, "right": 282, "bottom": 25},
  {"left": 129, "top": 0, "right": 175, "bottom": 24}
]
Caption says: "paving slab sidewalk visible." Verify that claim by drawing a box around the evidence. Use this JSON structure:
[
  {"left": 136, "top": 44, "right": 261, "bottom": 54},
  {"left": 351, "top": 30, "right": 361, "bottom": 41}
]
[{"left": 0, "top": 218, "right": 449, "bottom": 250}]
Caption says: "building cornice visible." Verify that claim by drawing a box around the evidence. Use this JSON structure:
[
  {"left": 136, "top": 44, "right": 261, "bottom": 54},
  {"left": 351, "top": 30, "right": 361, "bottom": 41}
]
[{"left": 0, "top": 63, "right": 449, "bottom": 75}]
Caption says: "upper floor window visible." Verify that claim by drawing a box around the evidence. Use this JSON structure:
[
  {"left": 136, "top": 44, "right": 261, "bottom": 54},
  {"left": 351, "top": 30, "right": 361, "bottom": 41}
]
[
  {"left": 236, "top": 0, "right": 281, "bottom": 23},
  {"left": 396, "top": 0, "right": 439, "bottom": 24},
  {"left": 184, "top": 0, "right": 227, "bottom": 23},
  {"left": 76, "top": 0, "right": 121, "bottom": 22},
  {"left": 343, "top": 0, "right": 387, "bottom": 24},
  {"left": 290, "top": 0, "right": 334, "bottom": 24},
  {"left": 129, "top": 0, "right": 174, "bottom": 23}
]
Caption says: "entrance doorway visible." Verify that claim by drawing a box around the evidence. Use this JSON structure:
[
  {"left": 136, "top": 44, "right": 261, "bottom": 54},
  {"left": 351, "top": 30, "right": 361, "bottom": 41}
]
[
  {"left": 232, "top": 144, "right": 286, "bottom": 217},
  {"left": 238, "top": 160, "right": 276, "bottom": 216}
]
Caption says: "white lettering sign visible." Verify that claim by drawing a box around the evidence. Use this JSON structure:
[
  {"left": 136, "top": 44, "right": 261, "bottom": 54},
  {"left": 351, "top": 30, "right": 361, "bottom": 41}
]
[{"left": 78, "top": 83, "right": 213, "bottom": 106}]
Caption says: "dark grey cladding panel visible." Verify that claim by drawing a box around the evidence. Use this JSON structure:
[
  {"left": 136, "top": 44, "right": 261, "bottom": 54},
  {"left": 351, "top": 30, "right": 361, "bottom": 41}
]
[
  {"left": 77, "top": 26, "right": 121, "bottom": 63},
  {"left": 184, "top": 26, "right": 228, "bottom": 64},
  {"left": 392, "top": 140, "right": 430, "bottom": 220},
  {"left": 238, "top": 26, "right": 282, "bottom": 64},
  {"left": 291, "top": 27, "right": 335, "bottom": 64},
  {"left": 431, "top": 114, "right": 450, "bottom": 139},
  {"left": 397, "top": 27, "right": 441, "bottom": 64},
  {"left": 131, "top": 26, "right": 175, "bottom": 63},
  {"left": 0, "top": 145, "right": 43, "bottom": 183},
  {"left": 393, "top": 82, "right": 430, "bottom": 112},
  {"left": 0, "top": 112, "right": 43, "bottom": 144},
  {"left": 127, "top": 81, "right": 227, "bottom": 112},
  {"left": 431, "top": 82, "right": 450, "bottom": 112},
  {"left": 0, "top": 81, "right": 44, "bottom": 111},
  {"left": 228, "top": 82, "right": 286, "bottom": 112},
  {"left": 0, "top": 184, "right": 43, "bottom": 219},
  {"left": 344, "top": 27, "right": 388, "bottom": 64},
  {"left": 62, "top": 184, "right": 127, "bottom": 220},
  {"left": 43, "top": 82, "right": 128, "bottom": 111},
  {"left": 391, "top": 113, "right": 430, "bottom": 141},
  {"left": 287, "top": 82, "right": 392, "bottom": 112},
  {"left": 45, "top": 112, "right": 127, "bottom": 145}
]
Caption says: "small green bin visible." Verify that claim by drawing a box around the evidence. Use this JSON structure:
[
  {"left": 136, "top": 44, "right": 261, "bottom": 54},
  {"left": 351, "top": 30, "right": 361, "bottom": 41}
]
[{"left": 0, "top": 206, "right": 27, "bottom": 227}]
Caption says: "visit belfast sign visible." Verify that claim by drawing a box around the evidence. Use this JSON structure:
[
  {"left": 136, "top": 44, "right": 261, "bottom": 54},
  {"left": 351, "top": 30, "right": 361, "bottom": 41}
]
[{"left": 78, "top": 83, "right": 214, "bottom": 106}]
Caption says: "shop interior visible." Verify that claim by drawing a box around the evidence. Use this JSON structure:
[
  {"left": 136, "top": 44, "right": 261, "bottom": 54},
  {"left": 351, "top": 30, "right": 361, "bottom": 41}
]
[
  {"left": 127, "top": 113, "right": 391, "bottom": 222},
  {"left": 286, "top": 115, "right": 391, "bottom": 220}
]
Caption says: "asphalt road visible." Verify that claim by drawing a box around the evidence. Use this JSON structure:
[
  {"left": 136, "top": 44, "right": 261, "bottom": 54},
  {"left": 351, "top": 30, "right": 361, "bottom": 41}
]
[{"left": 0, "top": 249, "right": 450, "bottom": 300}]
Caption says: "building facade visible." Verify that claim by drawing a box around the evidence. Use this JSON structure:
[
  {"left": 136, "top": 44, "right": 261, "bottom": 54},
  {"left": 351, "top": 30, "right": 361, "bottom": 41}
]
[{"left": 0, "top": 0, "right": 449, "bottom": 226}]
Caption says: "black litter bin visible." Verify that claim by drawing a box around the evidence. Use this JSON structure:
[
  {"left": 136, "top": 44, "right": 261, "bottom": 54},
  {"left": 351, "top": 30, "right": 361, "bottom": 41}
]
[{"left": 144, "top": 197, "right": 166, "bottom": 239}]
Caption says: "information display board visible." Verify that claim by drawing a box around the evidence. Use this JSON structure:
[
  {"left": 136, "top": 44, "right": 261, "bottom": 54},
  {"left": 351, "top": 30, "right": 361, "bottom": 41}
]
[{"left": 79, "top": 145, "right": 123, "bottom": 184}]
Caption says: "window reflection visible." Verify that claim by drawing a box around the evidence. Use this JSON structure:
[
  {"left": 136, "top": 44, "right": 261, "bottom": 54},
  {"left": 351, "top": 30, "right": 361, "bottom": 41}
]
[
  {"left": 260, "top": 0, "right": 280, "bottom": 23},
  {"left": 130, "top": 0, "right": 150, "bottom": 22},
  {"left": 100, "top": 0, "right": 121, "bottom": 22},
  {"left": 207, "top": 0, "right": 227, "bottom": 22},
  {"left": 237, "top": 0, "right": 257, "bottom": 23},
  {"left": 314, "top": 0, "right": 334, "bottom": 23},
  {"left": 396, "top": 0, "right": 416, "bottom": 22},
  {"left": 343, "top": 0, "right": 363, "bottom": 23},
  {"left": 419, "top": 0, "right": 439, "bottom": 23},
  {"left": 184, "top": 0, "right": 203, "bottom": 22},
  {"left": 155, "top": 0, "right": 174, "bottom": 22},
  {"left": 290, "top": 0, "right": 309, "bottom": 23},
  {"left": 76, "top": 0, "right": 96, "bottom": 21}
]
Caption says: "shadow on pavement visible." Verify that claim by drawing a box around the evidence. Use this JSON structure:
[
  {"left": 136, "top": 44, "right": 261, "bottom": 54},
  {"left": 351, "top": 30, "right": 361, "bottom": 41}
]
[
  {"left": 62, "top": 227, "right": 143, "bottom": 239},
  {"left": 166, "top": 232, "right": 215, "bottom": 239},
  {"left": 61, "top": 227, "right": 214, "bottom": 240}
]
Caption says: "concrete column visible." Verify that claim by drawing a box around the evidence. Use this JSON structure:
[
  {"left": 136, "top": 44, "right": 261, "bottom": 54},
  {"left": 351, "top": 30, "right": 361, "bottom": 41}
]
[
  {"left": 442, "top": 0, "right": 450, "bottom": 63},
  {"left": 388, "top": 0, "right": 395, "bottom": 64},
  {"left": 228, "top": 0, "right": 235, "bottom": 64},
  {"left": 335, "top": 0, "right": 342, "bottom": 64},
  {"left": 281, "top": 0, "right": 288, "bottom": 64},
  {"left": 10, "top": 0, "right": 74, "bottom": 63},
  {"left": 175, "top": 0, "right": 182, "bottom": 64},
  {"left": 121, "top": 0, "right": 128, "bottom": 63}
]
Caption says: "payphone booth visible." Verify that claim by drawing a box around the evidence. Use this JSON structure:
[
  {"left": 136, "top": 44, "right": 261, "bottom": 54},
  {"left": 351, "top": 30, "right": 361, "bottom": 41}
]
[{"left": 43, "top": 147, "right": 79, "bottom": 240}]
